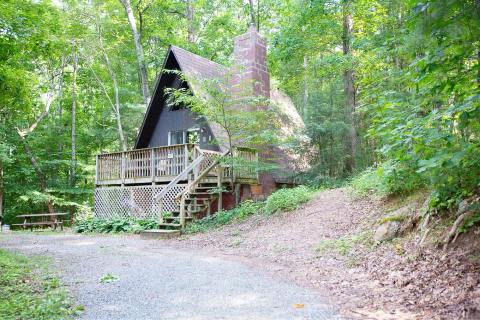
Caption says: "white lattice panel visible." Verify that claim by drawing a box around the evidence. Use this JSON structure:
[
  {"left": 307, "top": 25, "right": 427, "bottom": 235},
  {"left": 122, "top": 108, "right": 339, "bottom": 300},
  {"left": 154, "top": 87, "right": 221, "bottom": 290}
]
[{"left": 94, "top": 184, "right": 186, "bottom": 219}]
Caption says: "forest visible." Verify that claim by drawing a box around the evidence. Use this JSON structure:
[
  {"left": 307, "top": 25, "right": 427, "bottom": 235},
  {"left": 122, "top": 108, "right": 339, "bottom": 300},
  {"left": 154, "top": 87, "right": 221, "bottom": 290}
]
[{"left": 0, "top": 0, "right": 479, "bottom": 227}]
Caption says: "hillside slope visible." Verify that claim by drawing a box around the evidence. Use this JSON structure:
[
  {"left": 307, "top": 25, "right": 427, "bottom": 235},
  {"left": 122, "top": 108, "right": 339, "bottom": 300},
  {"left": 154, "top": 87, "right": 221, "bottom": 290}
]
[{"left": 171, "top": 188, "right": 480, "bottom": 319}]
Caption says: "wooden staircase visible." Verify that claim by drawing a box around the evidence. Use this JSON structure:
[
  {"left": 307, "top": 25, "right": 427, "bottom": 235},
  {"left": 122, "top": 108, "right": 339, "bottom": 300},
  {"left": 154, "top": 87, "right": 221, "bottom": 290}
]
[
  {"left": 140, "top": 148, "right": 230, "bottom": 239},
  {"left": 158, "top": 182, "right": 229, "bottom": 229}
]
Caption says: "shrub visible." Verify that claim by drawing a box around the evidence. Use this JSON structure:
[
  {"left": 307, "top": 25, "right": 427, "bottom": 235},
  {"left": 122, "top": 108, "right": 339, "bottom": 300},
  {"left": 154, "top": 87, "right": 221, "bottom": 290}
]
[
  {"left": 265, "top": 186, "right": 313, "bottom": 214},
  {"left": 186, "top": 186, "right": 314, "bottom": 234},
  {"left": 350, "top": 161, "right": 425, "bottom": 198},
  {"left": 74, "top": 217, "right": 158, "bottom": 234},
  {"left": 185, "top": 200, "right": 263, "bottom": 233}
]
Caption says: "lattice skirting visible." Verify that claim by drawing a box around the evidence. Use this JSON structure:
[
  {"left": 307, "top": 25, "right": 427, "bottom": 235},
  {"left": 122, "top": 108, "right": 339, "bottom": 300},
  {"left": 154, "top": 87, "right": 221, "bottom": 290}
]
[{"left": 94, "top": 184, "right": 186, "bottom": 220}]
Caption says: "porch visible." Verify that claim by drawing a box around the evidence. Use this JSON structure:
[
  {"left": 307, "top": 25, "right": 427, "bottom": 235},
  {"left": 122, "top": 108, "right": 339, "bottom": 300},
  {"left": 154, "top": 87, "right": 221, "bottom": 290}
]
[
  {"left": 95, "top": 144, "right": 258, "bottom": 186},
  {"left": 94, "top": 144, "right": 258, "bottom": 222}
]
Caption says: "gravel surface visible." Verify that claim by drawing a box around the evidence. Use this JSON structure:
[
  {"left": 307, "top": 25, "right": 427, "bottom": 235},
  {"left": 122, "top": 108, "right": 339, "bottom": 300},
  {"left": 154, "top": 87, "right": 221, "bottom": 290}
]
[{"left": 0, "top": 233, "right": 338, "bottom": 320}]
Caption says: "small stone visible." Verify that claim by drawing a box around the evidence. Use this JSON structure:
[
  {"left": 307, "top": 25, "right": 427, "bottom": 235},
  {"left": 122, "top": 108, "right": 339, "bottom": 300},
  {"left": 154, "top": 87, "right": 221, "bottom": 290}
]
[{"left": 374, "top": 221, "right": 401, "bottom": 242}]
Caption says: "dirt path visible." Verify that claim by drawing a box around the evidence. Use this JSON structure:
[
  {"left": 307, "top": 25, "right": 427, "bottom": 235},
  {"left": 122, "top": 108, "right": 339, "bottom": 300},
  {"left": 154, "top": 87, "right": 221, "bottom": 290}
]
[
  {"left": 168, "top": 188, "right": 480, "bottom": 320},
  {"left": 0, "top": 233, "right": 337, "bottom": 320}
]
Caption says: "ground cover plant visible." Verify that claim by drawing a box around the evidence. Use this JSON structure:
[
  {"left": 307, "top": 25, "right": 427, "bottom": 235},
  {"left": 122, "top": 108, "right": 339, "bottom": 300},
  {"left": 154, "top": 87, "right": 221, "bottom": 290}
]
[
  {"left": 74, "top": 217, "right": 157, "bottom": 234},
  {"left": 186, "top": 186, "right": 315, "bottom": 233},
  {"left": 0, "top": 249, "right": 81, "bottom": 319}
]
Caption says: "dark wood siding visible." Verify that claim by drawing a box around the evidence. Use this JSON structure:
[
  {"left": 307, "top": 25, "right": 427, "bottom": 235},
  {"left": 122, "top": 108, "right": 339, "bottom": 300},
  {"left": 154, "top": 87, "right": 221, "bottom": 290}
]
[{"left": 137, "top": 47, "right": 219, "bottom": 151}]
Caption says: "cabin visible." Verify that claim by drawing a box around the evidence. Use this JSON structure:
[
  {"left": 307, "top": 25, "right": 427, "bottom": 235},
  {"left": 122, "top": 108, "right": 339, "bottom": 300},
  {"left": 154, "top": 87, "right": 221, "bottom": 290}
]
[{"left": 94, "top": 27, "right": 304, "bottom": 233}]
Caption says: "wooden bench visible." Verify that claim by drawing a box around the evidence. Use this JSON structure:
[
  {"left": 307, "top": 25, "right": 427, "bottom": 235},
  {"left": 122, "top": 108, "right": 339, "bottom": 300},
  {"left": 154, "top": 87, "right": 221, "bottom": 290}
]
[{"left": 13, "top": 213, "right": 69, "bottom": 231}]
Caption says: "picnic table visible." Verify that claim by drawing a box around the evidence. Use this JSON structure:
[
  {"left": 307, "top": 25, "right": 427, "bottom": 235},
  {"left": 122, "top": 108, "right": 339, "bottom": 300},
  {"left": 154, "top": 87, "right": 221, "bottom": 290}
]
[{"left": 13, "top": 213, "right": 68, "bottom": 231}]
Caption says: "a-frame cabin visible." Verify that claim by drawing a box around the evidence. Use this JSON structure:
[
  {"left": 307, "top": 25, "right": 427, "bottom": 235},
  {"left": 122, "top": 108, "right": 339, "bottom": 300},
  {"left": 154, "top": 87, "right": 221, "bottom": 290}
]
[{"left": 94, "top": 27, "right": 304, "bottom": 233}]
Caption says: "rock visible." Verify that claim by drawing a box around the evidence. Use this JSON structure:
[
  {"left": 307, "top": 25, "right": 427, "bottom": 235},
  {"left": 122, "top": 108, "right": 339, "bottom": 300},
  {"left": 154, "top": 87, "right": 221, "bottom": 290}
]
[
  {"left": 458, "top": 199, "right": 470, "bottom": 215},
  {"left": 374, "top": 221, "right": 401, "bottom": 242}
]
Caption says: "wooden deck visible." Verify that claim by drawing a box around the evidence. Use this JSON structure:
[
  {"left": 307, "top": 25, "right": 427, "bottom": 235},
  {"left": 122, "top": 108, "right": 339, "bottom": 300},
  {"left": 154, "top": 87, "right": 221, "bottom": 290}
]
[{"left": 95, "top": 144, "right": 258, "bottom": 186}]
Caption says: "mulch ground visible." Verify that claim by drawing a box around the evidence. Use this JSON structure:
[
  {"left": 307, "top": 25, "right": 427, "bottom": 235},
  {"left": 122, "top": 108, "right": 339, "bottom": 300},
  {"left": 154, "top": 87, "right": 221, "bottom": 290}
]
[{"left": 168, "top": 188, "right": 480, "bottom": 320}]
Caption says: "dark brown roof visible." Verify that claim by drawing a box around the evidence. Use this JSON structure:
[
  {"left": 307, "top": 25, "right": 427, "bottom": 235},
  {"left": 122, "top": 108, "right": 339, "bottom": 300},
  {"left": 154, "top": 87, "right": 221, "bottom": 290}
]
[
  {"left": 170, "top": 46, "right": 226, "bottom": 82},
  {"left": 135, "top": 45, "right": 306, "bottom": 182}
]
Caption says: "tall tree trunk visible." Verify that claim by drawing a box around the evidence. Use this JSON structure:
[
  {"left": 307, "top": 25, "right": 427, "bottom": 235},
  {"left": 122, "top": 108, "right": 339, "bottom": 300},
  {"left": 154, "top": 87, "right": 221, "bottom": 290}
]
[
  {"left": 16, "top": 131, "right": 55, "bottom": 214},
  {"left": 120, "top": 0, "right": 150, "bottom": 106},
  {"left": 303, "top": 56, "right": 309, "bottom": 120},
  {"left": 248, "top": 0, "right": 256, "bottom": 27},
  {"left": 57, "top": 55, "right": 66, "bottom": 154},
  {"left": 100, "top": 36, "right": 127, "bottom": 151},
  {"left": 0, "top": 159, "right": 3, "bottom": 224},
  {"left": 342, "top": 0, "right": 356, "bottom": 173},
  {"left": 186, "top": 0, "right": 195, "bottom": 44},
  {"left": 70, "top": 41, "right": 77, "bottom": 188}
]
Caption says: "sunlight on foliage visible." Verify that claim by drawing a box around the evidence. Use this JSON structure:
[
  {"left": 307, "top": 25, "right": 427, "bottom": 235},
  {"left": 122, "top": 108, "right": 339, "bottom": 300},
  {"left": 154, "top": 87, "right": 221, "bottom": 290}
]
[{"left": 0, "top": 249, "right": 81, "bottom": 319}]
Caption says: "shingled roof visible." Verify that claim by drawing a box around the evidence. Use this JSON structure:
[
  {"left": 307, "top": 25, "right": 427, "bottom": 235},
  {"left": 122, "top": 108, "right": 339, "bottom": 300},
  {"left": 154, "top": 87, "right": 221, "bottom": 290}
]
[{"left": 135, "top": 44, "right": 306, "bottom": 183}]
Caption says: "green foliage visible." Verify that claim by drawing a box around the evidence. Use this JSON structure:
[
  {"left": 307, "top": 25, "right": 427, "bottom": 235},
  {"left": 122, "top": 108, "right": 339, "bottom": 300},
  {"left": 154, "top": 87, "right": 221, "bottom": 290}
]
[
  {"left": 0, "top": 249, "right": 80, "bottom": 319},
  {"left": 185, "top": 200, "right": 263, "bottom": 233},
  {"left": 74, "top": 217, "right": 157, "bottom": 234},
  {"left": 350, "top": 161, "right": 425, "bottom": 198},
  {"left": 316, "top": 231, "right": 373, "bottom": 256},
  {"left": 99, "top": 273, "right": 119, "bottom": 284},
  {"left": 459, "top": 204, "right": 480, "bottom": 233},
  {"left": 265, "top": 186, "right": 313, "bottom": 214},
  {"left": 187, "top": 186, "right": 315, "bottom": 233},
  {"left": 378, "top": 215, "right": 406, "bottom": 225}
]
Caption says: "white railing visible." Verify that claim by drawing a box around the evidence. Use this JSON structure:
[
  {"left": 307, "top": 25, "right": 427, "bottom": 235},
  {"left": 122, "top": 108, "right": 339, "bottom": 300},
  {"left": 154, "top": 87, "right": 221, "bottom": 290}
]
[{"left": 96, "top": 144, "right": 194, "bottom": 184}]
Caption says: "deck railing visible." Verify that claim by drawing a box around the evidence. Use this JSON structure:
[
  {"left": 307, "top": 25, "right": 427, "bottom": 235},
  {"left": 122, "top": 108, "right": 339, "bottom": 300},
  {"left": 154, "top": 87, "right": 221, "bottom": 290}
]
[
  {"left": 95, "top": 144, "right": 258, "bottom": 185},
  {"left": 96, "top": 144, "right": 194, "bottom": 185}
]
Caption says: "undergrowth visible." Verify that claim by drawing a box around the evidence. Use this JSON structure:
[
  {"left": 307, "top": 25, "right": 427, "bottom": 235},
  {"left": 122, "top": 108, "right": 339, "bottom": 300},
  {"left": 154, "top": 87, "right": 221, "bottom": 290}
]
[
  {"left": 186, "top": 186, "right": 315, "bottom": 233},
  {"left": 316, "top": 231, "right": 374, "bottom": 257},
  {"left": 74, "top": 217, "right": 157, "bottom": 234},
  {"left": 349, "top": 161, "right": 425, "bottom": 199},
  {"left": 0, "top": 249, "right": 82, "bottom": 319}
]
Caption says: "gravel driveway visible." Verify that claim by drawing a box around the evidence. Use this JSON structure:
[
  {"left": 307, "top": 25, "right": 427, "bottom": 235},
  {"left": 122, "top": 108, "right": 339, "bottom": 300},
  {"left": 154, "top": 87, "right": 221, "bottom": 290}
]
[{"left": 0, "top": 233, "right": 338, "bottom": 320}]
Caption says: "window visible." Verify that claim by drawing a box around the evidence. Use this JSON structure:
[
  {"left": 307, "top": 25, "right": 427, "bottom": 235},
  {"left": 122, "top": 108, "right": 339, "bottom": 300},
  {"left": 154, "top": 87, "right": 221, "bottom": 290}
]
[
  {"left": 168, "top": 131, "right": 186, "bottom": 145},
  {"left": 168, "top": 129, "right": 200, "bottom": 145}
]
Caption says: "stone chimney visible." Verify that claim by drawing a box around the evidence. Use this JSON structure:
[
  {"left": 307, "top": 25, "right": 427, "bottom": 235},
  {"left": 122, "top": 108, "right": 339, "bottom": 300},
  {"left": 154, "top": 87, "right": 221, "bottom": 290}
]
[
  {"left": 233, "top": 26, "right": 270, "bottom": 99},
  {"left": 233, "top": 27, "right": 276, "bottom": 196}
]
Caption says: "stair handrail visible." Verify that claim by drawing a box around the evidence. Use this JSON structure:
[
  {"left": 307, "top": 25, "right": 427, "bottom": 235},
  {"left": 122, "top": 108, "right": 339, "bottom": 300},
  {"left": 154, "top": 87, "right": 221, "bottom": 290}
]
[
  {"left": 154, "top": 146, "right": 205, "bottom": 224},
  {"left": 175, "top": 149, "right": 230, "bottom": 202},
  {"left": 176, "top": 149, "right": 230, "bottom": 229},
  {"left": 153, "top": 152, "right": 204, "bottom": 203}
]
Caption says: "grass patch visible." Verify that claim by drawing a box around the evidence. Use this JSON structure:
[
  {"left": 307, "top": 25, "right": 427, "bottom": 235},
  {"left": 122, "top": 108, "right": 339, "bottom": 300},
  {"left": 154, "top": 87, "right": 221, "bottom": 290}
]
[
  {"left": 0, "top": 249, "right": 81, "bottom": 319},
  {"left": 265, "top": 186, "right": 314, "bottom": 214},
  {"left": 316, "top": 231, "right": 373, "bottom": 256},
  {"left": 186, "top": 186, "right": 316, "bottom": 234},
  {"left": 185, "top": 200, "right": 262, "bottom": 233}
]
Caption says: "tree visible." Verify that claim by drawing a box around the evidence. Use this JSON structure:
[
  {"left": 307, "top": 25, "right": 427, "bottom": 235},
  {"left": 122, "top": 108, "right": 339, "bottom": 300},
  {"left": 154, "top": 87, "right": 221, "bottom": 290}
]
[
  {"left": 166, "top": 70, "right": 280, "bottom": 197},
  {"left": 119, "top": 0, "right": 150, "bottom": 105},
  {"left": 342, "top": 0, "right": 356, "bottom": 173}
]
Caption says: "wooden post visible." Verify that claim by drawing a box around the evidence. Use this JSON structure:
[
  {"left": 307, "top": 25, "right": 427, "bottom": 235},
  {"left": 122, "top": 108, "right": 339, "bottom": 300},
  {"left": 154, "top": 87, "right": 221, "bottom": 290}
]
[
  {"left": 184, "top": 144, "right": 189, "bottom": 173},
  {"left": 121, "top": 152, "right": 126, "bottom": 186},
  {"left": 180, "top": 196, "right": 186, "bottom": 230},
  {"left": 95, "top": 155, "right": 99, "bottom": 185},
  {"left": 150, "top": 148, "right": 155, "bottom": 184},
  {"left": 217, "top": 165, "right": 223, "bottom": 212},
  {"left": 158, "top": 200, "right": 163, "bottom": 224}
]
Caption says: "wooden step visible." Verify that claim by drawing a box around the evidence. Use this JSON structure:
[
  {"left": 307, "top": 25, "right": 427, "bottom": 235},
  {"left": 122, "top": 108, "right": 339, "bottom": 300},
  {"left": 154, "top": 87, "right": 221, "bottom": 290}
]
[
  {"left": 164, "top": 217, "right": 193, "bottom": 223},
  {"left": 158, "top": 222, "right": 182, "bottom": 229},
  {"left": 139, "top": 229, "right": 181, "bottom": 240}
]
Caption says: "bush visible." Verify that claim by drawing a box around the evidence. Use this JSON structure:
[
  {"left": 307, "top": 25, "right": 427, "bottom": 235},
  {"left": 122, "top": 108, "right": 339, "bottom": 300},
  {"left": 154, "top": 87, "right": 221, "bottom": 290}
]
[
  {"left": 265, "top": 186, "right": 313, "bottom": 214},
  {"left": 350, "top": 161, "right": 425, "bottom": 198},
  {"left": 185, "top": 186, "right": 315, "bottom": 234},
  {"left": 185, "top": 200, "right": 263, "bottom": 233},
  {"left": 74, "top": 217, "right": 157, "bottom": 234}
]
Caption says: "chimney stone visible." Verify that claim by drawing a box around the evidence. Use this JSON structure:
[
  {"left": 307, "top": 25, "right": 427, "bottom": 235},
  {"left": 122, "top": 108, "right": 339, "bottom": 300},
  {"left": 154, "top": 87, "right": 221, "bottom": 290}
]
[{"left": 233, "top": 26, "right": 270, "bottom": 98}]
